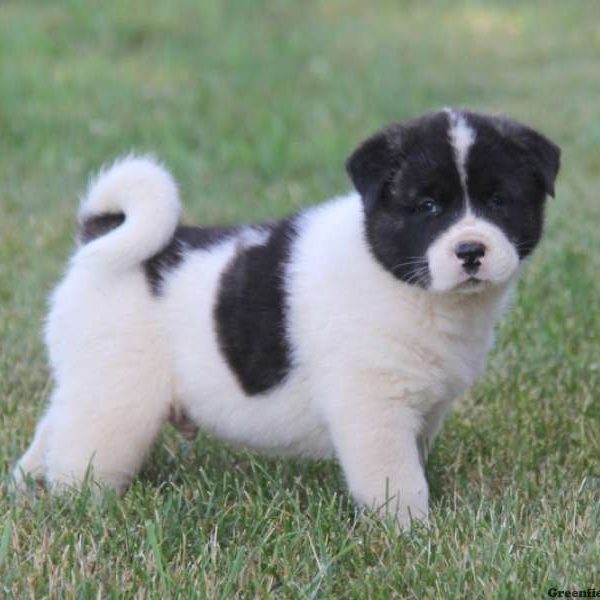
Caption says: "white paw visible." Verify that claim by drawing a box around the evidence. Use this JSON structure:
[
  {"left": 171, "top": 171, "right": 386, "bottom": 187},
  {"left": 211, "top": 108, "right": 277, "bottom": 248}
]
[
  {"left": 11, "top": 463, "right": 45, "bottom": 492},
  {"left": 356, "top": 485, "right": 430, "bottom": 531}
]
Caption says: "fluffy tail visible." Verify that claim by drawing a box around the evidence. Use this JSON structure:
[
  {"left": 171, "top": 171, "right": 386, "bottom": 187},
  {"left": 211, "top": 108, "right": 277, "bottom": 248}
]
[{"left": 74, "top": 155, "right": 181, "bottom": 272}]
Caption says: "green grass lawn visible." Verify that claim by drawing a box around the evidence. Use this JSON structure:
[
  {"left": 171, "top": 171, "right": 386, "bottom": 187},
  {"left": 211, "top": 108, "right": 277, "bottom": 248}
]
[{"left": 1, "top": 0, "right": 599, "bottom": 597}]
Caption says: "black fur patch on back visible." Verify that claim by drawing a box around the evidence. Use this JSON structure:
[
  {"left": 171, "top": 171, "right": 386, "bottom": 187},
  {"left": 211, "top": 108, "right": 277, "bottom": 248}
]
[
  {"left": 144, "top": 225, "right": 239, "bottom": 294},
  {"left": 79, "top": 213, "right": 125, "bottom": 243},
  {"left": 214, "top": 218, "right": 297, "bottom": 396}
]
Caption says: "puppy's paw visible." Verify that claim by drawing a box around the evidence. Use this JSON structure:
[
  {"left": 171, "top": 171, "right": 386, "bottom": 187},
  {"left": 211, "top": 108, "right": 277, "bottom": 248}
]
[
  {"left": 10, "top": 464, "right": 45, "bottom": 494},
  {"left": 393, "top": 503, "right": 430, "bottom": 531},
  {"left": 358, "top": 487, "right": 430, "bottom": 532}
]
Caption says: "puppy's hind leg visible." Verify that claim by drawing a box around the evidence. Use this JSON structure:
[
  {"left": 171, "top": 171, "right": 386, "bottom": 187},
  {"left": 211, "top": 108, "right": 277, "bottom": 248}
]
[
  {"left": 13, "top": 407, "right": 53, "bottom": 489},
  {"left": 43, "top": 352, "right": 172, "bottom": 494},
  {"left": 22, "top": 156, "right": 182, "bottom": 494}
]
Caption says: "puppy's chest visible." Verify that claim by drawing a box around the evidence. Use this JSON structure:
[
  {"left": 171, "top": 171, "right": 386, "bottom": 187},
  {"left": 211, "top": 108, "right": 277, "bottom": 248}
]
[{"left": 366, "top": 306, "right": 495, "bottom": 408}]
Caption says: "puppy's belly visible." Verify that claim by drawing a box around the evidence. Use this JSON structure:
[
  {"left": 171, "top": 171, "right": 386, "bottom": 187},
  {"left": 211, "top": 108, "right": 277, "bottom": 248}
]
[
  {"left": 176, "top": 376, "right": 334, "bottom": 459},
  {"left": 160, "top": 246, "right": 334, "bottom": 459}
]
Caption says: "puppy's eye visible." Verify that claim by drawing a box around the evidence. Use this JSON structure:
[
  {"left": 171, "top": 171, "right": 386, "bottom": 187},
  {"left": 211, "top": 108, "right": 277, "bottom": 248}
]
[
  {"left": 415, "top": 198, "right": 442, "bottom": 216},
  {"left": 488, "top": 193, "right": 506, "bottom": 210}
]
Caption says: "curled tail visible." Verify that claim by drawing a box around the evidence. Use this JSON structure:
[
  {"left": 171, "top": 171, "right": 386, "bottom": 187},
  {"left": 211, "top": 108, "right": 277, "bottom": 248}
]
[{"left": 75, "top": 155, "right": 181, "bottom": 272}]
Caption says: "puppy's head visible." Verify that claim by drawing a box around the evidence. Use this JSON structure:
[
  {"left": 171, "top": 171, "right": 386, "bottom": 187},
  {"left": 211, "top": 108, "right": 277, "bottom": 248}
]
[{"left": 346, "top": 109, "right": 560, "bottom": 293}]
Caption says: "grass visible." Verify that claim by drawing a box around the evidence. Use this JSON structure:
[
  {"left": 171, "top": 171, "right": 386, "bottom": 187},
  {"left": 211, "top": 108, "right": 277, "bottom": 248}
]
[{"left": 1, "top": 0, "right": 599, "bottom": 597}]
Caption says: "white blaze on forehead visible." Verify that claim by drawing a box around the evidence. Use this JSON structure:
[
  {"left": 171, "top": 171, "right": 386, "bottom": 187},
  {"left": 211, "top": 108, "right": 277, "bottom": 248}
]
[{"left": 445, "top": 109, "right": 476, "bottom": 193}]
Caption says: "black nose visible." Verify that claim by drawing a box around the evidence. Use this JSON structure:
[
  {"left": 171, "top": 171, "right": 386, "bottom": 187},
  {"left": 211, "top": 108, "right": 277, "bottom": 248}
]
[{"left": 455, "top": 241, "right": 486, "bottom": 267}]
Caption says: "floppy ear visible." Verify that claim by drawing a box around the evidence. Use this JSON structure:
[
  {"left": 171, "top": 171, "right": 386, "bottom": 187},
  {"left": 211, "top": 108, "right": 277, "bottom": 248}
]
[
  {"left": 517, "top": 126, "right": 561, "bottom": 197},
  {"left": 345, "top": 125, "right": 404, "bottom": 212},
  {"left": 500, "top": 120, "right": 561, "bottom": 197}
]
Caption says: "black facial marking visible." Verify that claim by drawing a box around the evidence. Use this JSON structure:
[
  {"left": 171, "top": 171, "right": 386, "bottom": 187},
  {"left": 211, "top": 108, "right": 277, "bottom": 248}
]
[
  {"left": 215, "top": 218, "right": 296, "bottom": 396},
  {"left": 462, "top": 111, "right": 561, "bottom": 259},
  {"left": 144, "top": 225, "right": 239, "bottom": 294},
  {"left": 346, "top": 109, "right": 561, "bottom": 284},
  {"left": 491, "top": 115, "right": 561, "bottom": 198},
  {"left": 79, "top": 213, "right": 126, "bottom": 243},
  {"left": 347, "top": 112, "right": 465, "bottom": 286}
]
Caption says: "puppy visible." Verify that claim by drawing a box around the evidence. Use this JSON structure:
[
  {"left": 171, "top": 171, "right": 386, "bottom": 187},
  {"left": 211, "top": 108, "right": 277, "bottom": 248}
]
[{"left": 14, "top": 109, "right": 560, "bottom": 528}]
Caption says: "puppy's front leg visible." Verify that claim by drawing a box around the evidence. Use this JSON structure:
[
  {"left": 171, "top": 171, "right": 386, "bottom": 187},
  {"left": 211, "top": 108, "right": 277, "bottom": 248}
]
[{"left": 326, "top": 396, "right": 429, "bottom": 529}]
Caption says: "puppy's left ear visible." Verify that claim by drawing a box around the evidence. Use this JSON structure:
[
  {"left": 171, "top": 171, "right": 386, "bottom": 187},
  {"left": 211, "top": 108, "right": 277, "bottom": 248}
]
[
  {"left": 520, "top": 127, "right": 561, "bottom": 198},
  {"left": 345, "top": 124, "right": 403, "bottom": 212},
  {"left": 503, "top": 121, "right": 561, "bottom": 198}
]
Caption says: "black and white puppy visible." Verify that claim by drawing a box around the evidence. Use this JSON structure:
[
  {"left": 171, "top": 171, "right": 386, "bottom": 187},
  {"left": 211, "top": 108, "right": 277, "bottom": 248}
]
[{"left": 15, "top": 109, "right": 560, "bottom": 528}]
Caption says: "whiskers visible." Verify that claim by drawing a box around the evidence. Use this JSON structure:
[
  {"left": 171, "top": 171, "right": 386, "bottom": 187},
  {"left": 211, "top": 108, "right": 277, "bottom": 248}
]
[
  {"left": 389, "top": 257, "right": 427, "bottom": 271},
  {"left": 389, "top": 257, "right": 430, "bottom": 287},
  {"left": 513, "top": 238, "right": 539, "bottom": 254}
]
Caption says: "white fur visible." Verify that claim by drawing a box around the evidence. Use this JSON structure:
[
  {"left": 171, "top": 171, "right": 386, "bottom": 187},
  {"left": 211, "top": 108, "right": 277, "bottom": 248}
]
[
  {"left": 14, "top": 159, "right": 515, "bottom": 528},
  {"left": 445, "top": 108, "right": 476, "bottom": 194},
  {"left": 427, "top": 214, "right": 520, "bottom": 293},
  {"left": 76, "top": 156, "right": 181, "bottom": 272}
]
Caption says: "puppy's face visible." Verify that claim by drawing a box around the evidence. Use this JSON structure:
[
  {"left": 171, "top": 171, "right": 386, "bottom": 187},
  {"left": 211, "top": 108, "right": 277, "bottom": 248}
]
[{"left": 346, "top": 110, "right": 561, "bottom": 293}]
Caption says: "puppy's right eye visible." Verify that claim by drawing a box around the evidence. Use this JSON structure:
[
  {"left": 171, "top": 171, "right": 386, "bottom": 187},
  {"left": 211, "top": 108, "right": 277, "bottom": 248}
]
[
  {"left": 414, "top": 198, "right": 442, "bottom": 217},
  {"left": 488, "top": 193, "right": 506, "bottom": 210}
]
